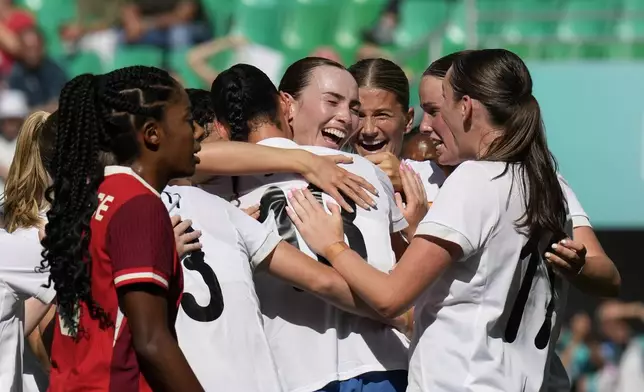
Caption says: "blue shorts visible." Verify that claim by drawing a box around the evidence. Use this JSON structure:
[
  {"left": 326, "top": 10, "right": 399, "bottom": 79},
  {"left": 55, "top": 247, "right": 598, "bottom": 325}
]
[{"left": 318, "top": 370, "right": 408, "bottom": 392}]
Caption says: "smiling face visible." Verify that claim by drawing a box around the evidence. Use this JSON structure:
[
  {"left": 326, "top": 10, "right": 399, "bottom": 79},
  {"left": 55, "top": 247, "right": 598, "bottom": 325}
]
[
  {"left": 352, "top": 87, "right": 412, "bottom": 157},
  {"left": 419, "top": 75, "right": 460, "bottom": 166},
  {"left": 287, "top": 65, "right": 360, "bottom": 149}
]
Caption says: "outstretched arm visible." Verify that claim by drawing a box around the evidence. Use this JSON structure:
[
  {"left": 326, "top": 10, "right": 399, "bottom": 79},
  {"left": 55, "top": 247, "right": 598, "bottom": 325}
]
[
  {"left": 196, "top": 141, "right": 377, "bottom": 212},
  {"left": 262, "top": 241, "right": 412, "bottom": 332}
]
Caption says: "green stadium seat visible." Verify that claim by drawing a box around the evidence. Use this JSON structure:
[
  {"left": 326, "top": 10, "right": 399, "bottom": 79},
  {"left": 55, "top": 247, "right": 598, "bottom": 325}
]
[
  {"left": 610, "top": 0, "right": 644, "bottom": 59},
  {"left": 394, "top": 0, "right": 449, "bottom": 48},
  {"left": 111, "top": 46, "right": 164, "bottom": 70},
  {"left": 547, "top": 0, "right": 616, "bottom": 59},
  {"left": 67, "top": 51, "right": 103, "bottom": 78},
  {"left": 169, "top": 49, "right": 206, "bottom": 89},
  {"left": 200, "top": 0, "right": 235, "bottom": 37},
  {"left": 281, "top": 0, "right": 337, "bottom": 61},
  {"left": 496, "top": 0, "right": 559, "bottom": 59},
  {"left": 333, "top": 0, "right": 388, "bottom": 64},
  {"left": 230, "top": 0, "right": 281, "bottom": 49}
]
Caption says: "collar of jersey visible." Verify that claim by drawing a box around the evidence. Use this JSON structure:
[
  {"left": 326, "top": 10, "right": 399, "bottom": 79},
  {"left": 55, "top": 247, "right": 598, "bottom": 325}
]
[{"left": 104, "top": 165, "right": 161, "bottom": 197}]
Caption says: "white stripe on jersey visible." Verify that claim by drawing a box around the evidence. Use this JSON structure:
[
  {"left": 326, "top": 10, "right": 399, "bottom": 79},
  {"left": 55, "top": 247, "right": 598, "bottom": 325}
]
[
  {"left": 162, "top": 186, "right": 284, "bottom": 392},
  {"left": 410, "top": 161, "right": 573, "bottom": 392},
  {"left": 232, "top": 137, "right": 409, "bottom": 392}
]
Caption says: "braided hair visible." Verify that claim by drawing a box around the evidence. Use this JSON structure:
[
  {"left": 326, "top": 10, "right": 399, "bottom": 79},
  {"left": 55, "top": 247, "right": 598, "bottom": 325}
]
[
  {"left": 210, "top": 64, "right": 281, "bottom": 142},
  {"left": 41, "top": 66, "right": 181, "bottom": 337},
  {"left": 185, "top": 88, "right": 215, "bottom": 129}
]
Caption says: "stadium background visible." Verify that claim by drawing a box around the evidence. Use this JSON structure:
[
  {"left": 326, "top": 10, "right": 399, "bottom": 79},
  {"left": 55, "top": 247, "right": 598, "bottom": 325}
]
[{"left": 2, "top": 0, "right": 643, "bottom": 389}]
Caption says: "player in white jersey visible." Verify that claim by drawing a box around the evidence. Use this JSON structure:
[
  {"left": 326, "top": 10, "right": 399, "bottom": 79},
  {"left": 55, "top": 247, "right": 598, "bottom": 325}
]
[
  {"left": 286, "top": 49, "right": 619, "bottom": 391},
  {"left": 346, "top": 58, "right": 445, "bottom": 207},
  {"left": 417, "top": 50, "right": 619, "bottom": 392},
  {"left": 204, "top": 62, "right": 427, "bottom": 391},
  {"left": 163, "top": 185, "right": 404, "bottom": 391},
  {"left": 0, "top": 112, "right": 56, "bottom": 392}
]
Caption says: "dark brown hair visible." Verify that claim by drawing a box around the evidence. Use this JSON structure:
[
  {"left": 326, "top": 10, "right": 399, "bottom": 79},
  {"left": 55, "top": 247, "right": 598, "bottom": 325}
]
[
  {"left": 279, "top": 57, "right": 346, "bottom": 99},
  {"left": 449, "top": 49, "right": 566, "bottom": 237},
  {"left": 423, "top": 50, "right": 474, "bottom": 79},
  {"left": 348, "top": 58, "right": 409, "bottom": 110}
]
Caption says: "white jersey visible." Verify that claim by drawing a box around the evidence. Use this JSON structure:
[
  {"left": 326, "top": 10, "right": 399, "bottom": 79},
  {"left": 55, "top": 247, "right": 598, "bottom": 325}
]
[
  {"left": 232, "top": 137, "right": 409, "bottom": 392},
  {"left": 162, "top": 186, "right": 284, "bottom": 392},
  {"left": 404, "top": 159, "right": 446, "bottom": 203},
  {"left": 0, "top": 226, "right": 55, "bottom": 392},
  {"left": 410, "top": 161, "right": 574, "bottom": 392}
]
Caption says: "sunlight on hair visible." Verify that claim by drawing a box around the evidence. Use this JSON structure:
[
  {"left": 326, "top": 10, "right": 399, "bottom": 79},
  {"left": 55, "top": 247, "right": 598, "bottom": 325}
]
[{"left": 1, "top": 111, "right": 51, "bottom": 233}]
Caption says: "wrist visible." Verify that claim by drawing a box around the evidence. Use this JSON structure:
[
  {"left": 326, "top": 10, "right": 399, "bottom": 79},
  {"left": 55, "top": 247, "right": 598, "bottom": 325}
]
[
  {"left": 322, "top": 240, "right": 350, "bottom": 262},
  {"left": 290, "top": 149, "right": 310, "bottom": 174}
]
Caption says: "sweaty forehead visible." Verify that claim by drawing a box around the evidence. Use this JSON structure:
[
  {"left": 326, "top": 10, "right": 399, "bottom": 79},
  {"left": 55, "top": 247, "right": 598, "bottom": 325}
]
[{"left": 308, "top": 66, "right": 358, "bottom": 100}]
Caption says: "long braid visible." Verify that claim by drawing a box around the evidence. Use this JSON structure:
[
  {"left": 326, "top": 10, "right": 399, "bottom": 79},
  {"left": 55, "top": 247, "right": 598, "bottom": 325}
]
[{"left": 41, "top": 66, "right": 179, "bottom": 338}]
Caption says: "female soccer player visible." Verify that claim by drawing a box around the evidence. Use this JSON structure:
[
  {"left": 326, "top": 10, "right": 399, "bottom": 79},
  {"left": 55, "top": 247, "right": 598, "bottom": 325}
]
[
  {"left": 420, "top": 51, "right": 619, "bottom": 298},
  {"left": 208, "top": 61, "right": 425, "bottom": 392},
  {"left": 0, "top": 111, "right": 55, "bottom": 392},
  {"left": 347, "top": 58, "right": 445, "bottom": 203},
  {"left": 41, "top": 66, "right": 204, "bottom": 392},
  {"left": 286, "top": 49, "right": 612, "bottom": 391}
]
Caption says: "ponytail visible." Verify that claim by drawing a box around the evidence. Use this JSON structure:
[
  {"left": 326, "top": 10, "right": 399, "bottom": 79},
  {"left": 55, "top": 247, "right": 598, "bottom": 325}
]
[
  {"left": 1, "top": 111, "right": 51, "bottom": 233},
  {"left": 485, "top": 95, "right": 567, "bottom": 236},
  {"left": 449, "top": 49, "right": 566, "bottom": 237}
]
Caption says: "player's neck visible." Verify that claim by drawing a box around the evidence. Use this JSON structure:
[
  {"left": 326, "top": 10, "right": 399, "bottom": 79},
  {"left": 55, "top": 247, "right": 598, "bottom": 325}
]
[
  {"left": 248, "top": 123, "right": 289, "bottom": 144},
  {"left": 129, "top": 161, "right": 168, "bottom": 194}
]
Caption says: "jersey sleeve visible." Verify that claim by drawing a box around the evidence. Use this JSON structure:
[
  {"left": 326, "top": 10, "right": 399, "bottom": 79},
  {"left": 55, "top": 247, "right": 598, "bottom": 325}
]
[
  {"left": 415, "top": 162, "right": 500, "bottom": 260},
  {"left": 374, "top": 165, "right": 408, "bottom": 233},
  {"left": 1, "top": 230, "right": 55, "bottom": 304},
  {"left": 558, "top": 174, "right": 591, "bottom": 228},
  {"left": 227, "top": 205, "right": 283, "bottom": 271},
  {"left": 106, "top": 194, "right": 175, "bottom": 290}
]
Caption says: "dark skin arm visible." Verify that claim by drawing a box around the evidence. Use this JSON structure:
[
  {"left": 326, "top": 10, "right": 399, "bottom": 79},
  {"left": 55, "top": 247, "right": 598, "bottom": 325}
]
[{"left": 118, "top": 284, "right": 203, "bottom": 392}]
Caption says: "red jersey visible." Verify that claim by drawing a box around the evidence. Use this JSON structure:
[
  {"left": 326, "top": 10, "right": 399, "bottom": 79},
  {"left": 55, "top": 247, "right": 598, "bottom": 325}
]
[{"left": 48, "top": 166, "right": 183, "bottom": 392}]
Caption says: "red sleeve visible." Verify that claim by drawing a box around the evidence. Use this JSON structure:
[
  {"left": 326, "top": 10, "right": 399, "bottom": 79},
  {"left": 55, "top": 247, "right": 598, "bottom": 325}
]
[{"left": 106, "top": 194, "right": 175, "bottom": 290}]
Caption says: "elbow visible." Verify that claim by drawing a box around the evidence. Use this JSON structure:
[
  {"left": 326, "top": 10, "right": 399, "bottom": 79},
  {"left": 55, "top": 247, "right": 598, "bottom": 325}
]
[
  {"left": 604, "top": 271, "right": 621, "bottom": 298},
  {"left": 131, "top": 330, "right": 166, "bottom": 361},
  {"left": 373, "top": 293, "right": 408, "bottom": 319}
]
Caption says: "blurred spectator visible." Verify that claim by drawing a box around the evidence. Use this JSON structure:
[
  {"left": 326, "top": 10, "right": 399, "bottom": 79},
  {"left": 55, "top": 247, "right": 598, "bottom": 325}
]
[
  {"left": 60, "top": 0, "right": 123, "bottom": 68},
  {"left": 0, "top": 89, "right": 28, "bottom": 194},
  {"left": 7, "top": 27, "right": 67, "bottom": 111},
  {"left": 0, "top": 0, "right": 35, "bottom": 77},
  {"left": 120, "top": 0, "right": 210, "bottom": 51},
  {"left": 363, "top": 0, "right": 401, "bottom": 46}
]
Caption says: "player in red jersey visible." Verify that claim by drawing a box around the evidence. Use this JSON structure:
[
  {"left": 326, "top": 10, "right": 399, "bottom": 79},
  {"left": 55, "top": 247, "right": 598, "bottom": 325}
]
[{"left": 40, "top": 66, "right": 205, "bottom": 391}]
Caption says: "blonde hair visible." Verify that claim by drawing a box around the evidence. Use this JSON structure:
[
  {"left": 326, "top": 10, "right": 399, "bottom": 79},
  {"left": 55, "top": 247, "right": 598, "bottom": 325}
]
[{"left": 1, "top": 111, "right": 51, "bottom": 233}]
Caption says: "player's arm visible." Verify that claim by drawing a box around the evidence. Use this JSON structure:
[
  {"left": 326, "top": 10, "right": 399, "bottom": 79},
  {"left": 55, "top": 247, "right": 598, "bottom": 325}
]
[
  {"left": 547, "top": 177, "right": 620, "bottom": 297},
  {"left": 26, "top": 305, "right": 55, "bottom": 373},
  {"left": 286, "top": 164, "right": 494, "bottom": 318},
  {"left": 548, "top": 227, "right": 620, "bottom": 297},
  {"left": 24, "top": 297, "right": 53, "bottom": 336},
  {"left": 262, "top": 242, "right": 410, "bottom": 330},
  {"left": 108, "top": 195, "right": 203, "bottom": 392},
  {"left": 226, "top": 202, "right": 411, "bottom": 331},
  {"left": 196, "top": 141, "right": 377, "bottom": 212}
]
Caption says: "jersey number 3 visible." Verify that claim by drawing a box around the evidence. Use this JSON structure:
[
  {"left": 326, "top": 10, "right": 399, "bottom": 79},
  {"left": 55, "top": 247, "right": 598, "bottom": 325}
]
[{"left": 181, "top": 226, "right": 225, "bottom": 322}]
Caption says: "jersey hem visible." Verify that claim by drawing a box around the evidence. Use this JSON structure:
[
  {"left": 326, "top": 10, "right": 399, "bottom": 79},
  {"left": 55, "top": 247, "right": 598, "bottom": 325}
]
[{"left": 571, "top": 215, "right": 591, "bottom": 228}]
